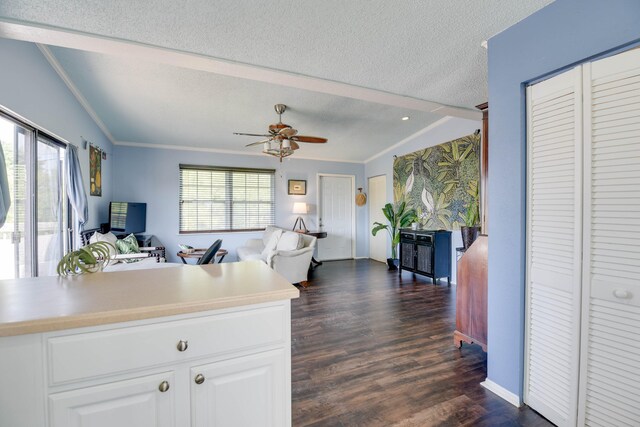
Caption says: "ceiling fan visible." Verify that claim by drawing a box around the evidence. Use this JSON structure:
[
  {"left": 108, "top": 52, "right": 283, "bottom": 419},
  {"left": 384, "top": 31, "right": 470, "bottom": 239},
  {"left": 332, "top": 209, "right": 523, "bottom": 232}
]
[{"left": 234, "top": 104, "right": 327, "bottom": 162}]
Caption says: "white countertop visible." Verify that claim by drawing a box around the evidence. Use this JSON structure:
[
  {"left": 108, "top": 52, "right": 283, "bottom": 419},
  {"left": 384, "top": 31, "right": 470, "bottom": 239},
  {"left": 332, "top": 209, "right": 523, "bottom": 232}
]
[{"left": 0, "top": 261, "right": 299, "bottom": 337}]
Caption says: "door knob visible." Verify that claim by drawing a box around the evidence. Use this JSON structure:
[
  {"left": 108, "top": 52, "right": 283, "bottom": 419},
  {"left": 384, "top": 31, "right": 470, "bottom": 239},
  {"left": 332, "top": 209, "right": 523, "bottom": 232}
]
[
  {"left": 194, "top": 374, "right": 205, "bottom": 385},
  {"left": 176, "top": 340, "right": 188, "bottom": 352},
  {"left": 158, "top": 381, "right": 170, "bottom": 392}
]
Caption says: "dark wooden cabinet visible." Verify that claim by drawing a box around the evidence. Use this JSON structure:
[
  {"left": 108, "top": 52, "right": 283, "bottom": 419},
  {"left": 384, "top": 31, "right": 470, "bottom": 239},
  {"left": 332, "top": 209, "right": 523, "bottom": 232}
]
[
  {"left": 399, "top": 229, "right": 451, "bottom": 284},
  {"left": 454, "top": 235, "right": 487, "bottom": 351}
]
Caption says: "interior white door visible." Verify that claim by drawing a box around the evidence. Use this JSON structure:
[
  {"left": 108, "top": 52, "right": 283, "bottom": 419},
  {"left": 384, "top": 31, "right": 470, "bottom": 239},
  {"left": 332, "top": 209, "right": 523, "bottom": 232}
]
[
  {"left": 368, "top": 175, "right": 387, "bottom": 263},
  {"left": 318, "top": 175, "right": 354, "bottom": 261},
  {"left": 525, "top": 66, "right": 583, "bottom": 427},
  {"left": 578, "top": 47, "right": 640, "bottom": 427}
]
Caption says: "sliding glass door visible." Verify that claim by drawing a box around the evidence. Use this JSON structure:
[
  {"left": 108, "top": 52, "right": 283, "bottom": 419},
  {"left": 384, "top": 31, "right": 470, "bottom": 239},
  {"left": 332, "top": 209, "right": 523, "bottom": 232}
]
[
  {"left": 0, "top": 112, "right": 68, "bottom": 279},
  {"left": 36, "top": 136, "right": 67, "bottom": 276}
]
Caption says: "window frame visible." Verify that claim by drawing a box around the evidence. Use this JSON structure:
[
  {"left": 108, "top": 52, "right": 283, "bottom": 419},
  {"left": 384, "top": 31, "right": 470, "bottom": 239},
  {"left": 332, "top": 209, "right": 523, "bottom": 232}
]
[
  {"left": 0, "top": 108, "right": 70, "bottom": 278},
  {"left": 178, "top": 164, "right": 276, "bottom": 234}
]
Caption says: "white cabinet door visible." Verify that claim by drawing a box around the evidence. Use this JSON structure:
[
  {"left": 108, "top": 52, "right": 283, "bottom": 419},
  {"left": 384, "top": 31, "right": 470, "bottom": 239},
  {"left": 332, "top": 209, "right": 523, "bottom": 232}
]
[
  {"left": 525, "top": 66, "right": 583, "bottom": 427},
  {"left": 49, "top": 372, "right": 176, "bottom": 427},
  {"left": 191, "top": 349, "right": 286, "bottom": 427},
  {"left": 579, "top": 47, "right": 640, "bottom": 427}
]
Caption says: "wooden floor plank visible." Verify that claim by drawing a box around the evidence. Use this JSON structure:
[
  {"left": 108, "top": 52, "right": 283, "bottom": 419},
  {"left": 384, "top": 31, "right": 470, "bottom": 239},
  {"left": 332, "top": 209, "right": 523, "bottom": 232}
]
[{"left": 291, "top": 259, "right": 551, "bottom": 426}]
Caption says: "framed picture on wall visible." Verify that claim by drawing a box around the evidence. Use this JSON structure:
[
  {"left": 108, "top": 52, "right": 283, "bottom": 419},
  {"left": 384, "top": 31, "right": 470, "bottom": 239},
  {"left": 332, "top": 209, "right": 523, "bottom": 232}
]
[
  {"left": 89, "top": 144, "right": 102, "bottom": 196},
  {"left": 288, "top": 179, "right": 307, "bottom": 195}
]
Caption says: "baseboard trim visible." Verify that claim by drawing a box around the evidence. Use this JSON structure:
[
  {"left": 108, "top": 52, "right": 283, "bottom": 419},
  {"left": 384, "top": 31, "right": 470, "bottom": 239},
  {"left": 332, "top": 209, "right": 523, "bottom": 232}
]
[{"left": 481, "top": 379, "right": 521, "bottom": 408}]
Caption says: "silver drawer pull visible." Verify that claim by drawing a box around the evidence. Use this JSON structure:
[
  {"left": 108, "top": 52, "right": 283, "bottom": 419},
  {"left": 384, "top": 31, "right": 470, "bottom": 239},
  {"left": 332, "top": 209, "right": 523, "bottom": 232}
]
[
  {"left": 613, "top": 289, "right": 632, "bottom": 299},
  {"left": 177, "top": 340, "right": 188, "bottom": 352},
  {"left": 194, "top": 374, "right": 205, "bottom": 385},
  {"left": 158, "top": 381, "right": 170, "bottom": 392}
]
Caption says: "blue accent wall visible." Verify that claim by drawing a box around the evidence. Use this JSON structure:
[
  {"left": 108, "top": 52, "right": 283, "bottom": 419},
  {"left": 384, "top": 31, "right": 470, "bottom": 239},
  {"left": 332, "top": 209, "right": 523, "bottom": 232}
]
[
  {"left": 0, "top": 38, "right": 113, "bottom": 228},
  {"left": 487, "top": 0, "right": 640, "bottom": 398},
  {"left": 111, "top": 145, "right": 366, "bottom": 262}
]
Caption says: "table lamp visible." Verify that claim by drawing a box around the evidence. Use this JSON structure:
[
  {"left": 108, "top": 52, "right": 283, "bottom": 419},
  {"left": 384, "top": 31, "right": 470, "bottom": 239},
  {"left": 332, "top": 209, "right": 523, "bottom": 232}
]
[{"left": 292, "top": 202, "right": 308, "bottom": 232}]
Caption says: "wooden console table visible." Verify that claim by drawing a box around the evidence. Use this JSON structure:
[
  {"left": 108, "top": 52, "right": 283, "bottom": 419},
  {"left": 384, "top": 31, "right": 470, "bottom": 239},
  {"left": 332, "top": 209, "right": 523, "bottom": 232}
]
[{"left": 296, "top": 230, "right": 326, "bottom": 269}]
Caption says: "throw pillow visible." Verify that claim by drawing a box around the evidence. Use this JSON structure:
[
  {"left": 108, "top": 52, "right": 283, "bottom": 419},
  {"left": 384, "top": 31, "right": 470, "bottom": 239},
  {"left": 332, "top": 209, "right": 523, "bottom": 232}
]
[
  {"left": 261, "top": 229, "right": 282, "bottom": 257},
  {"left": 115, "top": 233, "right": 141, "bottom": 255},
  {"left": 276, "top": 231, "right": 301, "bottom": 251},
  {"left": 262, "top": 225, "right": 279, "bottom": 247},
  {"left": 89, "top": 231, "right": 118, "bottom": 258}
]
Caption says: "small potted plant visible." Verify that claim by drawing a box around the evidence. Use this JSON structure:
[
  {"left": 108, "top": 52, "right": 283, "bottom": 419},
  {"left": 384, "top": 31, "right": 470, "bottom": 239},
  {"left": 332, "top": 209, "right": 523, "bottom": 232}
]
[
  {"left": 460, "top": 197, "right": 480, "bottom": 250},
  {"left": 57, "top": 242, "right": 115, "bottom": 276},
  {"left": 372, "top": 201, "right": 417, "bottom": 270}
]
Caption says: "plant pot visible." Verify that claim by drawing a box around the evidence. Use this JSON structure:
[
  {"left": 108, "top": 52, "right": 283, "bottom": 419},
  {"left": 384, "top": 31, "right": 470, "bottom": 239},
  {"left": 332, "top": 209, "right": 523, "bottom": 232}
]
[
  {"left": 461, "top": 226, "right": 480, "bottom": 250},
  {"left": 387, "top": 258, "right": 398, "bottom": 271}
]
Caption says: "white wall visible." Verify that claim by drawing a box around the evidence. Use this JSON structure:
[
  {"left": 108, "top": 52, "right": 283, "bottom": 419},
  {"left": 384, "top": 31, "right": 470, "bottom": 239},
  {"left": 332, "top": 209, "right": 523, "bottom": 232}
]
[
  {"left": 364, "top": 116, "right": 481, "bottom": 283},
  {"left": 0, "top": 38, "right": 113, "bottom": 228},
  {"left": 111, "top": 144, "right": 366, "bottom": 262}
]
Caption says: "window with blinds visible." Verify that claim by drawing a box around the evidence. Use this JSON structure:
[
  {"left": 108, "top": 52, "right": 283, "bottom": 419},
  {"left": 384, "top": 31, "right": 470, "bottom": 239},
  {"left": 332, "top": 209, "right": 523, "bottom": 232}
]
[{"left": 179, "top": 165, "right": 275, "bottom": 233}]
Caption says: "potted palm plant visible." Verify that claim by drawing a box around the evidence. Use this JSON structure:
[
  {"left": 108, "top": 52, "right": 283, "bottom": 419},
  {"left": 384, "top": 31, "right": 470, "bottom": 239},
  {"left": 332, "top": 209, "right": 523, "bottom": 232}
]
[{"left": 372, "top": 201, "right": 417, "bottom": 270}]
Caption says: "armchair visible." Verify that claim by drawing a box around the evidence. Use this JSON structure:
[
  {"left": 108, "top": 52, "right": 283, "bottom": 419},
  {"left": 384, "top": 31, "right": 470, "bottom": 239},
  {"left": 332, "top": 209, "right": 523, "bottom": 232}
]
[{"left": 236, "top": 226, "right": 316, "bottom": 284}]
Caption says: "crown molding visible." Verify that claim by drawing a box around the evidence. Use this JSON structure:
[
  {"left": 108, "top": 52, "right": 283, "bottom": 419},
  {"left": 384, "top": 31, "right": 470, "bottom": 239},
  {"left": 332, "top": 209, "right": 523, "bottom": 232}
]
[
  {"left": 113, "top": 141, "right": 365, "bottom": 164},
  {"left": 364, "top": 117, "right": 453, "bottom": 164},
  {"left": 35, "top": 43, "right": 116, "bottom": 144}
]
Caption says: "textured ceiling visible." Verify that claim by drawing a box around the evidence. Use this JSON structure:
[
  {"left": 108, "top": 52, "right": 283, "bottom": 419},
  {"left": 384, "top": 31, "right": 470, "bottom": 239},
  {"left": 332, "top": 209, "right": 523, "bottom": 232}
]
[
  {"left": 0, "top": 1, "right": 555, "bottom": 161},
  {"left": 48, "top": 46, "right": 442, "bottom": 162}
]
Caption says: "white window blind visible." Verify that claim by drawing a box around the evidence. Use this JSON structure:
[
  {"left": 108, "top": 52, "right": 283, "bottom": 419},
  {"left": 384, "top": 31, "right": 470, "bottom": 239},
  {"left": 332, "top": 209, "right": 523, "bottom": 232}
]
[{"left": 179, "top": 165, "right": 275, "bottom": 233}]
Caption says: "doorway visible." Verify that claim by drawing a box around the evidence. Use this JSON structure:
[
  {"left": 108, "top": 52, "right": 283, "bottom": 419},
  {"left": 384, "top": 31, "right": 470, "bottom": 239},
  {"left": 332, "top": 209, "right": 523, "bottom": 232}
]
[
  {"left": 317, "top": 174, "right": 355, "bottom": 261},
  {"left": 0, "top": 111, "right": 68, "bottom": 279},
  {"left": 368, "top": 175, "right": 387, "bottom": 263}
]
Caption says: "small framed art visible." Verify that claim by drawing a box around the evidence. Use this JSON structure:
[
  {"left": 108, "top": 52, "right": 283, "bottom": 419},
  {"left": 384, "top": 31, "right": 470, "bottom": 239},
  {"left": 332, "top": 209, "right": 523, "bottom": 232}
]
[{"left": 288, "top": 179, "right": 307, "bottom": 195}]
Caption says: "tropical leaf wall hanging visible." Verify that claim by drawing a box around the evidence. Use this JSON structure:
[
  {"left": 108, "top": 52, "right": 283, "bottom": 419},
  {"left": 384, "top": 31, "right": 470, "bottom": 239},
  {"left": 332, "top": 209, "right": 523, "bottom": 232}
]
[{"left": 393, "top": 133, "right": 480, "bottom": 231}]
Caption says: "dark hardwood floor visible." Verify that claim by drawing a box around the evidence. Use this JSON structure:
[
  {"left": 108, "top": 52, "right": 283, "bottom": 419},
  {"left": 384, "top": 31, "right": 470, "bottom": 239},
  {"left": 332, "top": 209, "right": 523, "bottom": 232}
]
[{"left": 291, "top": 259, "right": 552, "bottom": 427}]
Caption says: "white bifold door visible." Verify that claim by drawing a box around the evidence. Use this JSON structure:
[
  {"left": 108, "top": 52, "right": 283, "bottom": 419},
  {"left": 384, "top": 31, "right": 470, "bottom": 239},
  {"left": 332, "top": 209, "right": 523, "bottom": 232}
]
[{"left": 526, "top": 47, "right": 640, "bottom": 426}]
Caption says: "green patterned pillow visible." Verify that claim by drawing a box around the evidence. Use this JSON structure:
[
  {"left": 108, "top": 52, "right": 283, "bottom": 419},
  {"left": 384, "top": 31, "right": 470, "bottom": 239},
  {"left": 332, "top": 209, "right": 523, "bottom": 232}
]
[{"left": 115, "top": 234, "right": 140, "bottom": 255}]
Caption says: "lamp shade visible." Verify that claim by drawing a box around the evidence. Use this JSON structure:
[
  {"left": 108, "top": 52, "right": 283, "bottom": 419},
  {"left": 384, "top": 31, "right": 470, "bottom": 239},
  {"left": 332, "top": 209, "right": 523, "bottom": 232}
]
[{"left": 292, "top": 202, "right": 308, "bottom": 214}]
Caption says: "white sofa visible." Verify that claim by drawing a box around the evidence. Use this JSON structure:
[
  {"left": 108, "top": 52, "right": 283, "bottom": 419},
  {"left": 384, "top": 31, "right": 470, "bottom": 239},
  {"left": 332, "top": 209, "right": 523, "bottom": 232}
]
[{"left": 236, "top": 226, "right": 317, "bottom": 284}]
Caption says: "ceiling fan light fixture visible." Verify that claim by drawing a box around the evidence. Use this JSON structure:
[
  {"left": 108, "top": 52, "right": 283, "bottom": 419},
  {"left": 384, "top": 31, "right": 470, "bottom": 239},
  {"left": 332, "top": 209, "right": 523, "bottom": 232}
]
[{"left": 235, "top": 103, "right": 327, "bottom": 162}]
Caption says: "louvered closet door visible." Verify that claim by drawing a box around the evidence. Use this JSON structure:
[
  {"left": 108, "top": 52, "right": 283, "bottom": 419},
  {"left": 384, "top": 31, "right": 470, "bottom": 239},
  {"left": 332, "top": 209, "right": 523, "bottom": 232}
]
[
  {"left": 525, "top": 67, "right": 583, "bottom": 427},
  {"left": 578, "top": 48, "right": 640, "bottom": 427}
]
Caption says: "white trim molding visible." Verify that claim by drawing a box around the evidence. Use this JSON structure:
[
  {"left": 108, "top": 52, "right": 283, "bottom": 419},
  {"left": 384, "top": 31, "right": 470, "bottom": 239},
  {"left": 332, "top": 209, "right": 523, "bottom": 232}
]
[
  {"left": 114, "top": 141, "right": 364, "bottom": 164},
  {"left": 364, "top": 117, "right": 452, "bottom": 164},
  {"left": 36, "top": 44, "right": 116, "bottom": 144},
  {"left": 481, "top": 379, "right": 522, "bottom": 408}
]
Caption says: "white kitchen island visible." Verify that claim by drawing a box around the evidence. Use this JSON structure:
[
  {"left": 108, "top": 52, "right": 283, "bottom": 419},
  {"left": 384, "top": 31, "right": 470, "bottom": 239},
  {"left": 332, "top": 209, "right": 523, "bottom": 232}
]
[{"left": 0, "top": 260, "right": 299, "bottom": 427}]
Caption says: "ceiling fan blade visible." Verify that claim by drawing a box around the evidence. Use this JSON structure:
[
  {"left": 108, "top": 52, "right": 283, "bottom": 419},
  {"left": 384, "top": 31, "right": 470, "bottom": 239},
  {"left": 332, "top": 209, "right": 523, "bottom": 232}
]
[
  {"left": 279, "top": 127, "right": 298, "bottom": 137},
  {"left": 245, "top": 138, "right": 272, "bottom": 147},
  {"left": 234, "top": 132, "right": 272, "bottom": 137},
  {"left": 291, "top": 135, "right": 328, "bottom": 143},
  {"left": 290, "top": 141, "right": 300, "bottom": 150}
]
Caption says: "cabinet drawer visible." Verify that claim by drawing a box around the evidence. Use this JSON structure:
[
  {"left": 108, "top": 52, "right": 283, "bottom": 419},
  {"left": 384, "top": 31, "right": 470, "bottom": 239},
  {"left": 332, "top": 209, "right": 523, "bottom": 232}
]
[{"left": 48, "top": 304, "right": 286, "bottom": 385}]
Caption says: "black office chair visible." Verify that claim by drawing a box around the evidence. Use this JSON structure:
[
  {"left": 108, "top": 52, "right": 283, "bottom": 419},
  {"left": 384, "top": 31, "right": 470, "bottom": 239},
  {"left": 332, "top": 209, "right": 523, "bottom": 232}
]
[{"left": 196, "top": 239, "right": 223, "bottom": 265}]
